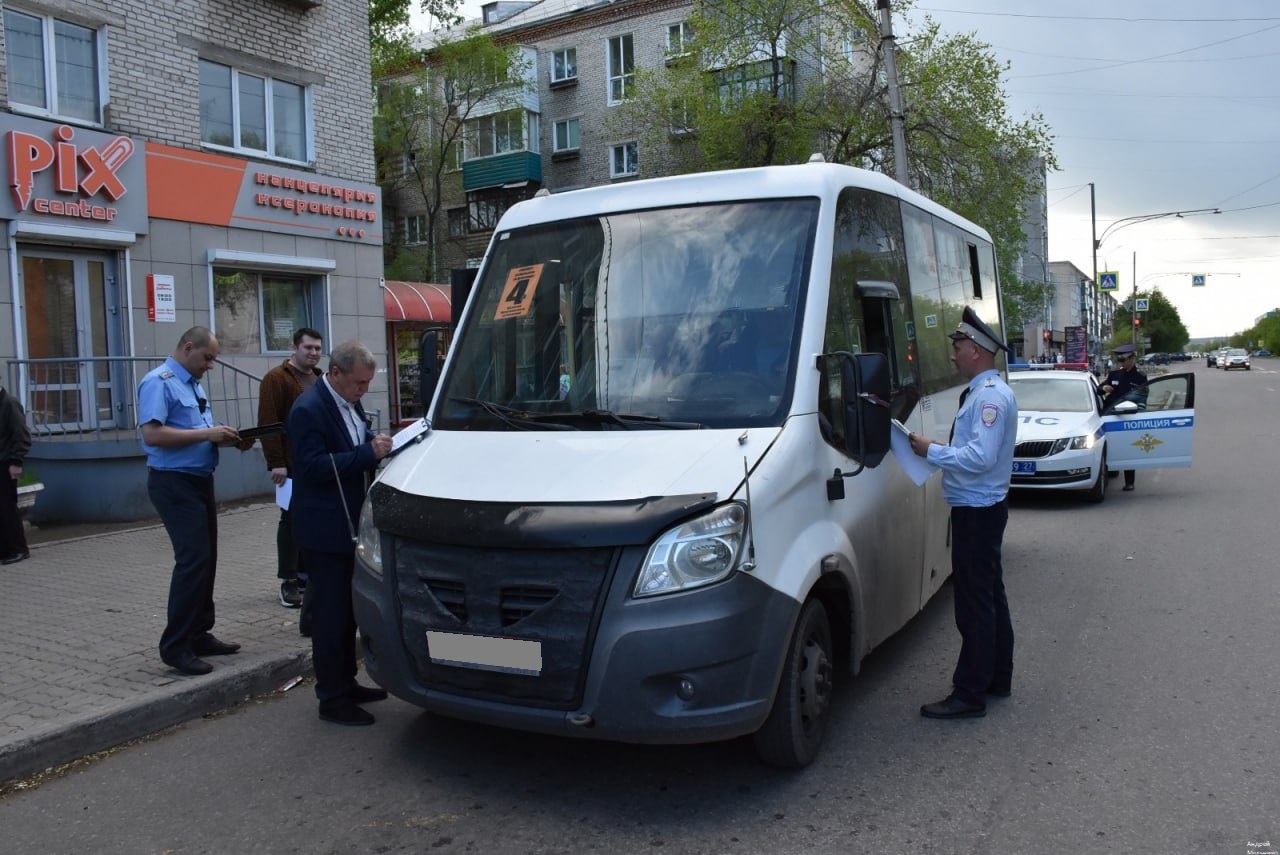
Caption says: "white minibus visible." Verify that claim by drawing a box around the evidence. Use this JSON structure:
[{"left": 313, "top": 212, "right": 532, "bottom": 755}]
[{"left": 353, "top": 158, "right": 1007, "bottom": 766}]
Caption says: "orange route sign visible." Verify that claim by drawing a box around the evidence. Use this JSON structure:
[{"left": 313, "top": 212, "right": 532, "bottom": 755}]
[{"left": 494, "top": 264, "right": 544, "bottom": 320}]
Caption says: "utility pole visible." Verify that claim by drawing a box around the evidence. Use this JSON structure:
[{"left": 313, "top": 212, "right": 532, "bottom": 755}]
[{"left": 877, "top": 0, "right": 909, "bottom": 186}]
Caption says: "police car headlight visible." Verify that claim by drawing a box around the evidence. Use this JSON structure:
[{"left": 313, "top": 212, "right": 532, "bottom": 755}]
[
  {"left": 1049, "top": 434, "right": 1094, "bottom": 455},
  {"left": 355, "top": 497, "right": 382, "bottom": 575},
  {"left": 634, "top": 503, "right": 746, "bottom": 598}
]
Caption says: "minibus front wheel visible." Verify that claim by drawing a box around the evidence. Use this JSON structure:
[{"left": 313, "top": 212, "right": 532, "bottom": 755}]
[{"left": 753, "top": 598, "right": 834, "bottom": 768}]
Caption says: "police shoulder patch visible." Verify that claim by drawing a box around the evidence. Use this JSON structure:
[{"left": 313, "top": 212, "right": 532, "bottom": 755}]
[{"left": 980, "top": 402, "right": 1000, "bottom": 427}]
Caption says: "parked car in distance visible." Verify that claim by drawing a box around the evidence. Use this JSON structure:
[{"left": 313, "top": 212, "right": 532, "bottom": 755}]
[
  {"left": 1253, "top": 349, "right": 1272, "bottom": 357},
  {"left": 1222, "top": 348, "right": 1251, "bottom": 370}
]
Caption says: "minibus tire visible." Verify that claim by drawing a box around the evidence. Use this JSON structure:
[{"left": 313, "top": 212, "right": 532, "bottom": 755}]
[{"left": 753, "top": 598, "right": 834, "bottom": 768}]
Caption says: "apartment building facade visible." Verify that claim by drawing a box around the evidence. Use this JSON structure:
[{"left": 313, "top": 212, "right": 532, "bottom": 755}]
[{"left": 0, "top": 0, "right": 385, "bottom": 521}]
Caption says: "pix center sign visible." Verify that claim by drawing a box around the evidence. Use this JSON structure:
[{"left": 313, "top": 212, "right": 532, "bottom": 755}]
[
  {"left": 146, "top": 143, "right": 381, "bottom": 245},
  {"left": 0, "top": 114, "right": 148, "bottom": 234}
]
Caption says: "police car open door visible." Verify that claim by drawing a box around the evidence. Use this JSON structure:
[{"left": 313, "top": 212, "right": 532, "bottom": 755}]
[{"left": 1102, "top": 372, "right": 1195, "bottom": 470}]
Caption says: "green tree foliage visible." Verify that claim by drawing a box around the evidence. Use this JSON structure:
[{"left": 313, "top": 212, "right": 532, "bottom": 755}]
[
  {"left": 370, "top": 0, "right": 462, "bottom": 75},
  {"left": 376, "top": 31, "right": 531, "bottom": 281},
  {"left": 1230, "top": 311, "right": 1280, "bottom": 351},
  {"left": 1107, "top": 288, "right": 1189, "bottom": 354},
  {"left": 608, "top": 0, "right": 1055, "bottom": 337}
]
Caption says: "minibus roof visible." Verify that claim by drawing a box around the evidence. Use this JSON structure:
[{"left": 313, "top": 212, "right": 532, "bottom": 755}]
[{"left": 492, "top": 160, "right": 993, "bottom": 244}]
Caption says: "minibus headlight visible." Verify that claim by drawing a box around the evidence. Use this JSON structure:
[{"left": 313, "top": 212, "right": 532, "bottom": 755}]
[
  {"left": 355, "top": 498, "right": 382, "bottom": 575},
  {"left": 633, "top": 503, "right": 746, "bottom": 598}
]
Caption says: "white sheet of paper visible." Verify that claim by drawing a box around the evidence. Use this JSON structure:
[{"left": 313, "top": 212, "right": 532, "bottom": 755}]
[
  {"left": 890, "top": 419, "right": 939, "bottom": 486},
  {"left": 275, "top": 478, "right": 292, "bottom": 511},
  {"left": 391, "top": 417, "right": 431, "bottom": 453}
]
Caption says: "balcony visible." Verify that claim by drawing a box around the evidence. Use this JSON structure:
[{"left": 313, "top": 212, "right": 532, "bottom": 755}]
[{"left": 462, "top": 151, "right": 542, "bottom": 192}]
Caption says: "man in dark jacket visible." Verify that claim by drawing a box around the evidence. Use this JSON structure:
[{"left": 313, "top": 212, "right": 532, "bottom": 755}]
[
  {"left": 0, "top": 385, "right": 31, "bottom": 565},
  {"left": 258, "top": 327, "right": 323, "bottom": 611},
  {"left": 288, "top": 341, "right": 392, "bottom": 725}
]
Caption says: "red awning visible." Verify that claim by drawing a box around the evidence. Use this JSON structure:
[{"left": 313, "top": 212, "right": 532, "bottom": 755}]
[{"left": 382, "top": 280, "right": 451, "bottom": 323}]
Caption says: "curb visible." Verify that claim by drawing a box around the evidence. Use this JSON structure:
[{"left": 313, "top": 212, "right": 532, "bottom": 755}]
[{"left": 0, "top": 650, "right": 313, "bottom": 785}]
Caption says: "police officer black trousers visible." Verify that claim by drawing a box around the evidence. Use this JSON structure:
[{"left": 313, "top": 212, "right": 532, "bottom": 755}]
[
  {"left": 950, "top": 501, "right": 1013, "bottom": 704},
  {"left": 149, "top": 469, "right": 218, "bottom": 664}
]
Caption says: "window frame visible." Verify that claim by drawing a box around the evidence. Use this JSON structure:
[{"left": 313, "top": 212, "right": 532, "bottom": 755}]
[
  {"left": 609, "top": 141, "right": 638, "bottom": 178},
  {"left": 404, "top": 214, "right": 428, "bottom": 245},
  {"left": 553, "top": 117, "right": 581, "bottom": 153},
  {"left": 666, "top": 22, "right": 694, "bottom": 58},
  {"left": 198, "top": 58, "right": 314, "bottom": 165},
  {"left": 550, "top": 47, "right": 578, "bottom": 84},
  {"left": 3, "top": 8, "right": 108, "bottom": 124},
  {"left": 607, "top": 34, "right": 635, "bottom": 105},
  {"left": 211, "top": 268, "right": 324, "bottom": 355}
]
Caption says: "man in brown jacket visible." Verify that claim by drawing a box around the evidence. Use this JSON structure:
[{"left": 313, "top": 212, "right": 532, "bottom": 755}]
[{"left": 258, "top": 328, "right": 323, "bottom": 613}]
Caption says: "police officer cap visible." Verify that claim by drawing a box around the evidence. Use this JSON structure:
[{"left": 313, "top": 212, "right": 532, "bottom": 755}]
[
  {"left": 948, "top": 306, "right": 1011, "bottom": 354},
  {"left": 1112, "top": 344, "right": 1136, "bottom": 356}
]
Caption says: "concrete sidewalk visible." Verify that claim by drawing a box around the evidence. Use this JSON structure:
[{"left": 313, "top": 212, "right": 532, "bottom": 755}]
[{"left": 0, "top": 502, "right": 313, "bottom": 784}]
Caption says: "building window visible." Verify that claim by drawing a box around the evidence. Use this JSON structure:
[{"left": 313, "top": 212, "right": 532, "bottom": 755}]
[
  {"left": 199, "top": 59, "right": 311, "bottom": 163},
  {"left": 669, "top": 98, "right": 693, "bottom": 135},
  {"left": 550, "top": 47, "right": 577, "bottom": 84},
  {"left": 447, "top": 208, "right": 468, "bottom": 237},
  {"left": 610, "top": 142, "right": 638, "bottom": 178},
  {"left": 466, "top": 186, "right": 526, "bottom": 233},
  {"left": 666, "top": 22, "right": 694, "bottom": 57},
  {"left": 716, "top": 59, "right": 795, "bottom": 106},
  {"left": 553, "top": 118, "right": 580, "bottom": 153},
  {"left": 462, "top": 110, "right": 538, "bottom": 160},
  {"left": 3, "top": 9, "right": 105, "bottom": 123},
  {"left": 404, "top": 214, "right": 427, "bottom": 245},
  {"left": 607, "top": 35, "right": 634, "bottom": 104},
  {"left": 213, "top": 270, "right": 320, "bottom": 354}
]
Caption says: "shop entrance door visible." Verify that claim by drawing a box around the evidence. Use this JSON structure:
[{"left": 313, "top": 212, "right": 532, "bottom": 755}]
[{"left": 18, "top": 250, "right": 122, "bottom": 432}]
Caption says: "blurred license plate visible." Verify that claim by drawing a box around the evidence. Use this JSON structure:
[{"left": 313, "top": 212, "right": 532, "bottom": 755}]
[
  {"left": 1012, "top": 461, "right": 1036, "bottom": 474},
  {"left": 426, "top": 630, "right": 542, "bottom": 676}
]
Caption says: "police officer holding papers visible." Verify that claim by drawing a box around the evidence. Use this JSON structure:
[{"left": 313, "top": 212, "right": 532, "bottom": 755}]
[
  {"left": 1100, "top": 343, "right": 1147, "bottom": 492},
  {"left": 907, "top": 307, "right": 1018, "bottom": 719}
]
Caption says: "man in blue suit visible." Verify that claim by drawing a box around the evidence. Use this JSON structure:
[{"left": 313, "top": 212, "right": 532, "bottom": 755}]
[{"left": 288, "top": 341, "right": 393, "bottom": 725}]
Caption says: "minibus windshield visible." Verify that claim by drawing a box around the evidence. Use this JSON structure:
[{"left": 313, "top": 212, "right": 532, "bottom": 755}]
[{"left": 435, "top": 198, "right": 818, "bottom": 430}]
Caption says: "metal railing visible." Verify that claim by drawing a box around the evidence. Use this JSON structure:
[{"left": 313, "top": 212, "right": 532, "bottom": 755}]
[
  {"left": 6, "top": 356, "right": 381, "bottom": 441},
  {"left": 7, "top": 357, "right": 262, "bottom": 441}
]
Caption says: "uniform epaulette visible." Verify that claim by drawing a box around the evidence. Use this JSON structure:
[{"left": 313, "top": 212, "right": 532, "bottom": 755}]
[
  {"left": 159, "top": 370, "right": 175, "bottom": 379},
  {"left": 984, "top": 377, "right": 996, "bottom": 387}
]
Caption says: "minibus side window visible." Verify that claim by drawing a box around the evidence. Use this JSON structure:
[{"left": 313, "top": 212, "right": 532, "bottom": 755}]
[{"left": 820, "top": 188, "right": 916, "bottom": 446}]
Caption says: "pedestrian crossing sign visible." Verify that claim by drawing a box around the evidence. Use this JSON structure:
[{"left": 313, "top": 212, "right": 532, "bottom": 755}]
[
  {"left": 1099, "top": 271, "right": 1119, "bottom": 291},
  {"left": 1192, "top": 274, "right": 1206, "bottom": 287}
]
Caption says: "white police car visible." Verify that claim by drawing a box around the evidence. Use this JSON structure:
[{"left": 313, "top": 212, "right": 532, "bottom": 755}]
[{"left": 1007, "top": 364, "right": 1197, "bottom": 503}]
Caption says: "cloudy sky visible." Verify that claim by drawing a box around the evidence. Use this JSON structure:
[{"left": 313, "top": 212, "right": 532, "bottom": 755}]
[{"left": 415, "top": 0, "right": 1279, "bottom": 339}]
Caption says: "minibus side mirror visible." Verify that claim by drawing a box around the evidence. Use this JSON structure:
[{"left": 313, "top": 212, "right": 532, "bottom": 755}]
[{"left": 842, "top": 352, "right": 891, "bottom": 467}]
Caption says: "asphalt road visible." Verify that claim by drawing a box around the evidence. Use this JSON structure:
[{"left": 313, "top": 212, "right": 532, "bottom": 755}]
[{"left": 2, "top": 361, "right": 1277, "bottom": 854}]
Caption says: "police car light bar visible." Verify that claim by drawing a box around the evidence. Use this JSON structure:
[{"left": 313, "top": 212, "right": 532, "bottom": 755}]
[{"left": 1008, "top": 363, "right": 1091, "bottom": 371}]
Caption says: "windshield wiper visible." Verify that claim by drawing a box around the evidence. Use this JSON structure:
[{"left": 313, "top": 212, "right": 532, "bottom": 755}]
[
  {"left": 525, "top": 409, "right": 704, "bottom": 430},
  {"left": 449, "top": 397, "right": 575, "bottom": 431}
]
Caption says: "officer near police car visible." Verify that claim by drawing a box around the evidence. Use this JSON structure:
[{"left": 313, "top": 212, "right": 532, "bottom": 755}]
[
  {"left": 1100, "top": 343, "right": 1147, "bottom": 492},
  {"left": 907, "top": 306, "right": 1018, "bottom": 720}
]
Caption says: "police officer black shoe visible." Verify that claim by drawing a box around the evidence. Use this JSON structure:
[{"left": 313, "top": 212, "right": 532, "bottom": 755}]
[
  {"left": 163, "top": 653, "right": 213, "bottom": 676},
  {"left": 319, "top": 699, "right": 375, "bottom": 726},
  {"left": 1122, "top": 484, "right": 1135, "bottom": 492},
  {"left": 2, "top": 550, "right": 29, "bottom": 565},
  {"left": 192, "top": 634, "right": 241, "bottom": 656},
  {"left": 920, "top": 694, "right": 986, "bottom": 719},
  {"left": 347, "top": 684, "right": 388, "bottom": 704}
]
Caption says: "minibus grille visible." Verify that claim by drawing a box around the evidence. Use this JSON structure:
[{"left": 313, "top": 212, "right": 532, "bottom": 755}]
[
  {"left": 393, "top": 539, "right": 619, "bottom": 708},
  {"left": 1015, "top": 440, "right": 1055, "bottom": 458}
]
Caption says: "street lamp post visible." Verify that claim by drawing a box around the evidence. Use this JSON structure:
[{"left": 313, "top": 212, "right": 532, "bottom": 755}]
[{"left": 1089, "top": 201, "right": 1221, "bottom": 352}]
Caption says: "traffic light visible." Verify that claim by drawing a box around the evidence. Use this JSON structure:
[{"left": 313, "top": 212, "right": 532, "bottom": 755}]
[{"left": 1134, "top": 316, "right": 1141, "bottom": 327}]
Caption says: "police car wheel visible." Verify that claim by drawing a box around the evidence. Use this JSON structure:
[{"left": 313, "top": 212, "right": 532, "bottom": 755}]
[{"left": 1085, "top": 458, "right": 1107, "bottom": 504}]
